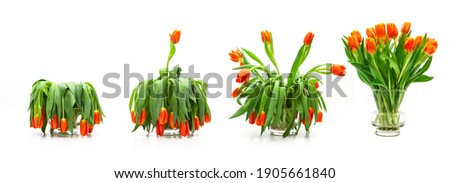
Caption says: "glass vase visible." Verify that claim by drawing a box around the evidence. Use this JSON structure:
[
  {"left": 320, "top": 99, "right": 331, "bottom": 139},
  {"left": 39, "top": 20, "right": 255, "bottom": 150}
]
[
  {"left": 163, "top": 127, "right": 180, "bottom": 136},
  {"left": 269, "top": 109, "right": 297, "bottom": 136},
  {"left": 372, "top": 89, "right": 406, "bottom": 137},
  {"left": 53, "top": 118, "right": 78, "bottom": 136}
]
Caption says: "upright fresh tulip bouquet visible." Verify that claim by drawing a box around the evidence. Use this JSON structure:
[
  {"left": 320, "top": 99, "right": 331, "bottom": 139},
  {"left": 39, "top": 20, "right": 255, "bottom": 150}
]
[
  {"left": 343, "top": 22, "right": 438, "bottom": 136},
  {"left": 129, "top": 30, "right": 211, "bottom": 137},
  {"left": 28, "top": 80, "right": 105, "bottom": 136},
  {"left": 229, "top": 30, "right": 345, "bottom": 137}
]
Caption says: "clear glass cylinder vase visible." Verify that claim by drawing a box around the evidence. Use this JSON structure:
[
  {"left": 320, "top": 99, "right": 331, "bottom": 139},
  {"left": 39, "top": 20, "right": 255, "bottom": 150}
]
[
  {"left": 163, "top": 127, "right": 180, "bottom": 136},
  {"left": 53, "top": 118, "right": 78, "bottom": 136},
  {"left": 269, "top": 109, "right": 297, "bottom": 136},
  {"left": 372, "top": 89, "right": 406, "bottom": 137}
]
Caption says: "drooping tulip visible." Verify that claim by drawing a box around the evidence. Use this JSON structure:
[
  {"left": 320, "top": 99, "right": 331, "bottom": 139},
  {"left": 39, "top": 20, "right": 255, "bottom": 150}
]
[
  {"left": 204, "top": 113, "right": 211, "bottom": 123},
  {"left": 94, "top": 110, "right": 101, "bottom": 124},
  {"left": 317, "top": 111, "right": 323, "bottom": 123},
  {"left": 156, "top": 124, "right": 165, "bottom": 136},
  {"left": 194, "top": 116, "right": 200, "bottom": 131},
  {"left": 236, "top": 69, "right": 251, "bottom": 84},
  {"left": 32, "top": 115, "right": 39, "bottom": 128},
  {"left": 256, "top": 111, "right": 266, "bottom": 127},
  {"left": 249, "top": 112, "right": 256, "bottom": 125},
  {"left": 60, "top": 118, "right": 68, "bottom": 133},
  {"left": 179, "top": 121, "right": 190, "bottom": 137},
  {"left": 88, "top": 124, "right": 94, "bottom": 134},
  {"left": 50, "top": 114, "right": 58, "bottom": 129},
  {"left": 80, "top": 120, "right": 88, "bottom": 136},
  {"left": 330, "top": 64, "right": 346, "bottom": 76},
  {"left": 158, "top": 107, "right": 168, "bottom": 126},
  {"left": 139, "top": 109, "right": 147, "bottom": 125},
  {"left": 131, "top": 110, "right": 136, "bottom": 124},
  {"left": 38, "top": 108, "right": 45, "bottom": 128},
  {"left": 229, "top": 49, "right": 243, "bottom": 66},
  {"left": 232, "top": 87, "right": 241, "bottom": 98}
]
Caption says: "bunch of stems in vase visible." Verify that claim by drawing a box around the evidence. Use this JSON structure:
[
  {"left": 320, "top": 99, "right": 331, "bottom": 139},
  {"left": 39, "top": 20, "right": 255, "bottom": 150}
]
[{"left": 229, "top": 30, "right": 345, "bottom": 137}]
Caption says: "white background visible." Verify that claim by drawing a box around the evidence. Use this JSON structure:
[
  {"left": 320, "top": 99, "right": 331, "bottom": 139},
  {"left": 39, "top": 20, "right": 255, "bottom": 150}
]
[{"left": 1, "top": 0, "right": 449, "bottom": 182}]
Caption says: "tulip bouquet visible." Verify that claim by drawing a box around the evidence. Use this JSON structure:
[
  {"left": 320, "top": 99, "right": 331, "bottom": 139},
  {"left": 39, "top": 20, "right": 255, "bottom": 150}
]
[
  {"left": 129, "top": 30, "right": 211, "bottom": 137},
  {"left": 229, "top": 30, "right": 345, "bottom": 137},
  {"left": 28, "top": 80, "right": 105, "bottom": 136},
  {"left": 343, "top": 22, "right": 438, "bottom": 136}
]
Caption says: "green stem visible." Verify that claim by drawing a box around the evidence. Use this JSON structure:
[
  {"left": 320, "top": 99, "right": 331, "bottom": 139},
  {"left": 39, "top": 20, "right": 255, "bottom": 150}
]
[{"left": 397, "top": 54, "right": 412, "bottom": 84}]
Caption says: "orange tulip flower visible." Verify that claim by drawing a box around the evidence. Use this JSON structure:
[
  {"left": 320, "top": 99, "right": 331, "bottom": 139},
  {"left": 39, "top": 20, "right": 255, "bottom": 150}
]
[
  {"left": 158, "top": 107, "right": 168, "bottom": 126},
  {"left": 387, "top": 23, "right": 398, "bottom": 39},
  {"left": 194, "top": 116, "right": 200, "bottom": 131},
  {"left": 317, "top": 111, "right": 323, "bottom": 123},
  {"left": 303, "top": 32, "right": 314, "bottom": 45},
  {"left": 32, "top": 115, "right": 39, "bottom": 128},
  {"left": 375, "top": 23, "right": 386, "bottom": 38},
  {"left": 248, "top": 112, "right": 256, "bottom": 125},
  {"left": 261, "top": 30, "right": 271, "bottom": 43},
  {"left": 236, "top": 69, "right": 251, "bottom": 84},
  {"left": 179, "top": 121, "right": 190, "bottom": 137},
  {"left": 330, "top": 64, "right": 346, "bottom": 76},
  {"left": 37, "top": 108, "right": 45, "bottom": 128},
  {"left": 424, "top": 39, "right": 438, "bottom": 55},
  {"left": 414, "top": 36, "right": 423, "bottom": 47},
  {"left": 351, "top": 30, "right": 362, "bottom": 43},
  {"left": 131, "top": 110, "right": 136, "bottom": 124},
  {"left": 88, "top": 124, "right": 94, "bottom": 134},
  {"left": 366, "top": 27, "right": 376, "bottom": 38},
  {"left": 170, "top": 29, "right": 181, "bottom": 44},
  {"left": 427, "top": 38, "right": 438, "bottom": 47},
  {"left": 94, "top": 110, "right": 101, "bottom": 124},
  {"left": 50, "top": 114, "right": 58, "bottom": 129},
  {"left": 256, "top": 111, "right": 266, "bottom": 126},
  {"left": 401, "top": 21, "right": 411, "bottom": 34},
  {"left": 366, "top": 37, "right": 377, "bottom": 54},
  {"left": 229, "top": 49, "right": 244, "bottom": 66},
  {"left": 139, "top": 109, "right": 147, "bottom": 125},
  {"left": 347, "top": 35, "right": 359, "bottom": 52},
  {"left": 204, "top": 113, "right": 211, "bottom": 123},
  {"left": 156, "top": 124, "right": 165, "bottom": 136},
  {"left": 80, "top": 120, "right": 88, "bottom": 136},
  {"left": 404, "top": 37, "right": 415, "bottom": 53},
  {"left": 60, "top": 118, "right": 68, "bottom": 133},
  {"left": 232, "top": 87, "right": 241, "bottom": 98},
  {"left": 308, "top": 107, "right": 314, "bottom": 117}
]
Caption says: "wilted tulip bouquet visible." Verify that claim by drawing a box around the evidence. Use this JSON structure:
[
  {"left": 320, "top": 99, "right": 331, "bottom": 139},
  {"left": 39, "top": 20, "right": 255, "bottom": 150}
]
[
  {"left": 343, "top": 22, "right": 438, "bottom": 136},
  {"left": 129, "top": 30, "right": 212, "bottom": 137},
  {"left": 28, "top": 80, "right": 105, "bottom": 136},
  {"left": 229, "top": 30, "right": 345, "bottom": 137}
]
